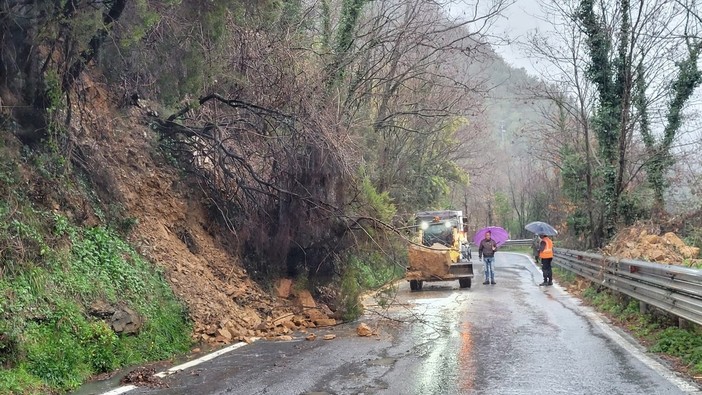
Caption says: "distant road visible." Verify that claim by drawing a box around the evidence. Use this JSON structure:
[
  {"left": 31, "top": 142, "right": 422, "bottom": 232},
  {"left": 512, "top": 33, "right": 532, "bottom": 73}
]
[{"left": 79, "top": 253, "right": 700, "bottom": 395}]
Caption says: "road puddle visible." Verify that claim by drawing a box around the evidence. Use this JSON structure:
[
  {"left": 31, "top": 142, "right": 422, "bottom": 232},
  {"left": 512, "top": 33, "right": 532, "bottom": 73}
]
[{"left": 367, "top": 357, "right": 396, "bottom": 367}]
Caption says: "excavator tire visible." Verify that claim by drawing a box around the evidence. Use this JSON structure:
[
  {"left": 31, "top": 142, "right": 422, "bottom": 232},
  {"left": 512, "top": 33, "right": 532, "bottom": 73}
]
[{"left": 459, "top": 278, "right": 471, "bottom": 289}]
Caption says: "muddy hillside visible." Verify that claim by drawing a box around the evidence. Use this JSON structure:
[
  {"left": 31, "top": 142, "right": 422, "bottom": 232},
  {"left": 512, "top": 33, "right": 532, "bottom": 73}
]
[{"left": 68, "top": 83, "right": 336, "bottom": 345}]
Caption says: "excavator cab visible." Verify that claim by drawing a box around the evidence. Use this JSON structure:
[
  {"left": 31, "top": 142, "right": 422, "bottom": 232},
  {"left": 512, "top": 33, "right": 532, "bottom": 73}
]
[
  {"left": 407, "top": 210, "right": 473, "bottom": 291},
  {"left": 419, "top": 217, "right": 456, "bottom": 247}
]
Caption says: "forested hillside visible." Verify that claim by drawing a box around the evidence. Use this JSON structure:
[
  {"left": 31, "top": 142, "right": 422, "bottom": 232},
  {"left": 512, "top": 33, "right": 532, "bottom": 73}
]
[
  {"left": 1, "top": 0, "right": 702, "bottom": 393},
  {"left": 0, "top": 1, "right": 519, "bottom": 393}
]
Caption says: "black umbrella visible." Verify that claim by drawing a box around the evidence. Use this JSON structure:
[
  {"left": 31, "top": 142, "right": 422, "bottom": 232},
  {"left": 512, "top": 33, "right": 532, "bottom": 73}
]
[{"left": 525, "top": 221, "right": 558, "bottom": 236}]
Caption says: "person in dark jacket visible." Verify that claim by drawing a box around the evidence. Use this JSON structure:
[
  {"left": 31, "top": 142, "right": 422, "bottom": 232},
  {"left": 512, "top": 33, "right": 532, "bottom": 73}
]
[
  {"left": 532, "top": 236, "right": 541, "bottom": 263},
  {"left": 478, "top": 231, "right": 498, "bottom": 285}
]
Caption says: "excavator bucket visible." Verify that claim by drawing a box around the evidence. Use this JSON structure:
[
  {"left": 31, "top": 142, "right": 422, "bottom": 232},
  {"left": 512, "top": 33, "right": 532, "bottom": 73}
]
[{"left": 406, "top": 243, "right": 452, "bottom": 279}]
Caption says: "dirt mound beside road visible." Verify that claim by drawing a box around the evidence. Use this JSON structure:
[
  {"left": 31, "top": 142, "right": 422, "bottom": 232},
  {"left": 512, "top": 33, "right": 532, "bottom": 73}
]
[{"left": 602, "top": 223, "right": 701, "bottom": 266}]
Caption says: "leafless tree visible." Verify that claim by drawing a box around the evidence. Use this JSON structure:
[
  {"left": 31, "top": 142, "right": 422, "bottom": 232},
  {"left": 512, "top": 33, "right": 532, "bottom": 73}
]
[
  {"left": 323, "top": 0, "right": 512, "bottom": 210},
  {"left": 516, "top": 0, "right": 702, "bottom": 246}
]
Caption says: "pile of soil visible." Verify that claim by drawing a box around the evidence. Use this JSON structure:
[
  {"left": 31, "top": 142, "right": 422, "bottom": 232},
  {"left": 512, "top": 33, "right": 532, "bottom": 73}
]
[
  {"left": 601, "top": 223, "right": 701, "bottom": 266},
  {"left": 120, "top": 367, "right": 167, "bottom": 388},
  {"left": 406, "top": 243, "right": 452, "bottom": 279}
]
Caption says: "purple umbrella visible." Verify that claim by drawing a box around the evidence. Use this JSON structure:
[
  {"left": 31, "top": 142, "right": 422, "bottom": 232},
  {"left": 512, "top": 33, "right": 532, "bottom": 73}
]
[{"left": 473, "top": 226, "right": 510, "bottom": 246}]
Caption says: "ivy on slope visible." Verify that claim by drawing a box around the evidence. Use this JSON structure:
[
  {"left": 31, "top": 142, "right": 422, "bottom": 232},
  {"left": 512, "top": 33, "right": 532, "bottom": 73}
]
[{"left": 0, "top": 159, "right": 191, "bottom": 394}]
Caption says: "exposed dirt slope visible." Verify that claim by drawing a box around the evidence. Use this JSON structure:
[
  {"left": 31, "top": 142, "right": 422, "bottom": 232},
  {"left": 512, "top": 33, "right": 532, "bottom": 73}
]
[{"left": 67, "top": 81, "right": 334, "bottom": 345}]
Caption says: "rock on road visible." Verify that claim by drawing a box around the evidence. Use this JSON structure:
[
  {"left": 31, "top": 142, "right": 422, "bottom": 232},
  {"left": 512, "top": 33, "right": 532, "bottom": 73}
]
[{"left": 80, "top": 253, "right": 701, "bottom": 395}]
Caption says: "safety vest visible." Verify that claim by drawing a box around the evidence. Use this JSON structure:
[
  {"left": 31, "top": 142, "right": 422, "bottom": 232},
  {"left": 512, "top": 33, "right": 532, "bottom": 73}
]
[{"left": 539, "top": 237, "right": 554, "bottom": 259}]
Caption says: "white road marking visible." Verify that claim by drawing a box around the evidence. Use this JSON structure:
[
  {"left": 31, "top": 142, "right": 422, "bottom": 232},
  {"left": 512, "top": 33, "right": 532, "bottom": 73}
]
[
  {"left": 101, "top": 386, "right": 137, "bottom": 395},
  {"left": 154, "top": 340, "right": 256, "bottom": 378},
  {"left": 99, "top": 338, "right": 258, "bottom": 394}
]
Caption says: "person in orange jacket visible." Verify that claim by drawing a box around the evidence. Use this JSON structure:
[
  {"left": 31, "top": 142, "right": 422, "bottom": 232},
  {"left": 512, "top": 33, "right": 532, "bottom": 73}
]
[{"left": 538, "top": 234, "right": 554, "bottom": 286}]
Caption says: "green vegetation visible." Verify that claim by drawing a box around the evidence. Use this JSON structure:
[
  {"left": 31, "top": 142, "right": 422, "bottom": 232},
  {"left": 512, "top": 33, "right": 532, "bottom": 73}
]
[
  {"left": 683, "top": 227, "right": 702, "bottom": 252},
  {"left": 493, "top": 192, "right": 512, "bottom": 231},
  {"left": 332, "top": 173, "right": 404, "bottom": 320},
  {"left": 638, "top": 46, "right": 702, "bottom": 209},
  {"left": 326, "top": 0, "right": 369, "bottom": 88},
  {"left": 581, "top": 287, "right": 665, "bottom": 339},
  {"left": 0, "top": 151, "right": 192, "bottom": 394},
  {"left": 652, "top": 327, "right": 702, "bottom": 373},
  {"left": 552, "top": 267, "right": 576, "bottom": 283},
  {"left": 339, "top": 250, "right": 406, "bottom": 321},
  {"left": 357, "top": 175, "right": 396, "bottom": 223}
]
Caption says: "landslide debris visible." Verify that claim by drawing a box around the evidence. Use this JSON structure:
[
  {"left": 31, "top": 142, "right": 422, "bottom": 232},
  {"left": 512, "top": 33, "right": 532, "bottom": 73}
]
[
  {"left": 63, "top": 84, "right": 338, "bottom": 346},
  {"left": 602, "top": 223, "right": 701, "bottom": 266},
  {"left": 120, "top": 367, "right": 167, "bottom": 388}
]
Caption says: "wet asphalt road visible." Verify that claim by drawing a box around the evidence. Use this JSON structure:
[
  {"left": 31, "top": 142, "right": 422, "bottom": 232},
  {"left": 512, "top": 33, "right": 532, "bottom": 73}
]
[{"left": 80, "top": 253, "right": 701, "bottom": 395}]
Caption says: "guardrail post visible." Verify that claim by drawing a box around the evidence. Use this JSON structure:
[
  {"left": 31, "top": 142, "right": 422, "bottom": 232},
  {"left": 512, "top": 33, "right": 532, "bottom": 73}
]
[
  {"left": 639, "top": 301, "right": 648, "bottom": 315},
  {"left": 678, "top": 317, "right": 693, "bottom": 330}
]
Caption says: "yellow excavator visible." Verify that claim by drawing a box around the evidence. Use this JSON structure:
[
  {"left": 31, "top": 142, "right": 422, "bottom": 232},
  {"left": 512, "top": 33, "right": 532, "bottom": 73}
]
[{"left": 406, "top": 210, "right": 474, "bottom": 291}]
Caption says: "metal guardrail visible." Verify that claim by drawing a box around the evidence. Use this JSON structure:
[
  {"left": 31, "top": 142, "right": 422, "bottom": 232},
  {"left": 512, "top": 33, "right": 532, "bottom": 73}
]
[
  {"left": 554, "top": 248, "right": 702, "bottom": 326},
  {"left": 500, "top": 239, "right": 533, "bottom": 247}
]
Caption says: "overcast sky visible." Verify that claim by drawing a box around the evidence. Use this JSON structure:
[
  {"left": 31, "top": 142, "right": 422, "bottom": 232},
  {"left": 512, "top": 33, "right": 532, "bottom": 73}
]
[
  {"left": 447, "top": 0, "right": 547, "bottom": 75},
  {"left": 488, "top": 0, "right": 545, "bottom": 74},
  {"left": 485, "top": 0, "right": 702, "bottom": 142}
]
